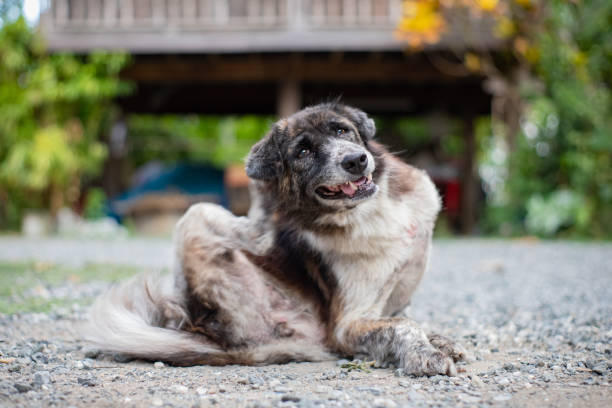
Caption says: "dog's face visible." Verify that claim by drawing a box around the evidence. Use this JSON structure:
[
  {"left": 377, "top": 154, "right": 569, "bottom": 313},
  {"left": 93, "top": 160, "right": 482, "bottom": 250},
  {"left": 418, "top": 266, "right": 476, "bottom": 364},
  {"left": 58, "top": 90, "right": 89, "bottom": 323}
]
[{"left": 246, "top": 103, "right": 380, "bottom": 211}]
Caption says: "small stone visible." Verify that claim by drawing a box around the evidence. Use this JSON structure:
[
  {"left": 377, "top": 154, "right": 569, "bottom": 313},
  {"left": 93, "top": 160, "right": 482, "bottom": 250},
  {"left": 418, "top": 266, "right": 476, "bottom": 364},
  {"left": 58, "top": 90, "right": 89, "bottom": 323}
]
[
  {"left": 249, "top": 375, "right": 264, "bottom": 385},
  {"left": 314, "top": 385, "right": 332, "bottom": 393},
  {"left": 470, "top": 375, "right": 485, "bottom": 388},
  {"left": 373, "top": 398, "right": 397, "bottom": 408},
  {"left": 269, "top": 379, "right": 281, "bottom": 387},
  {"left": 458, "top": 394, "right": 481, "bottom": 403},
  {"left": 237, "top": 377, "right": 249, "bottom": 384},
  {"left": 592, "top": 362, "right": 607, "bottom": 375},
  {"left": 497, "top": 377, "right": 510, "bottom": 386},
  {"left": 493, "top": 394, "right": 512, "bottom": 402},
  {"left": 8, "top": 364, "right": 22, "bottom": 373},
  {"left": 398, "top": 379, "right": 411, "bottom": 388},
  {"left": 407, "top": 390, "right": 424, "bottom": 401},
  {"left": 356, "top": 386, "right": 382, "bottom": 396},
  {"left": 113, "top": 354, "right": 133, "bottom": 363},
  {"left": 73, "top": 361, "right": 84, "bottom": 370},
  {"left": 154, "top": 361, "right": 165, "bottom": 369},
  {"left": 77, "top": 377, "right": 98, "bottom": 387},
  {"left": 34, "top": 371, "right": 51, "bottom": 386},
  {"left": 218, "top": 385, "right": 227, "bottom": 393},
  {"left": 394, "top": 368, "right": 404, "bottom": 377},
  {"left": 171, "top": 384, "right": 188, "bottom": 393},
  {"left": 151, "top": 397, "right": 163, "bottom": 407},
  {"left": 274, "top": 386, "right": 292, "bottom": 393},
  {"left": 82, "top": 347, "right": 100, "bottom": 359},
  {"left": 14, "top": 383, "right": 33, "bottom": 393},
  {"left": 281, "top": 395, "right": 301, "bottom": 403},
  {"left": 196, "top": 387, "right": 208, "bottom": 396}
]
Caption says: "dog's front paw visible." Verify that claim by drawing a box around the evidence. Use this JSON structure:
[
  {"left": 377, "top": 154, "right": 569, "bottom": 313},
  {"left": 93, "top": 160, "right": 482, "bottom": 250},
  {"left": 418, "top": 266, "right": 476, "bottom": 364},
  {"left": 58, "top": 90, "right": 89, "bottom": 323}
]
[
  {"left": 400, "top": 347, "right": 457, "bottom": 377},
  {"left": 428, "top": 333, "right": 470, "bottom": 363}
]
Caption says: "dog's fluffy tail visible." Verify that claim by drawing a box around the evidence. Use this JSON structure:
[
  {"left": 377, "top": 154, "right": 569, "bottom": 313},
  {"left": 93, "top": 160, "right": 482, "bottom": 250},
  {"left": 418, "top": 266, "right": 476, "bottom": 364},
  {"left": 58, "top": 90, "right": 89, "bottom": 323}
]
[{"left": 85, "top": 273, "right": 333, "bottom": 366}]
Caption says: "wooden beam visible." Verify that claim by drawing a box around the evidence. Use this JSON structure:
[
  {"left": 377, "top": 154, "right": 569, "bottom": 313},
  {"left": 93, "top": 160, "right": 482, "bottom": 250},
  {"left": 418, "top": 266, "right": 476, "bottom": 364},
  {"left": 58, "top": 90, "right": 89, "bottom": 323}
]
[{"left": 122, "top": 53, "right": 486, "bottom": 84}]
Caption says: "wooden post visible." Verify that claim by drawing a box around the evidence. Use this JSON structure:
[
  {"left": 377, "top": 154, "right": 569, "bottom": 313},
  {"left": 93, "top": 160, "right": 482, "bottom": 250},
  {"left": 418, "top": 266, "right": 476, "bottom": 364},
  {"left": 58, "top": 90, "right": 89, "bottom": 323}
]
[
  {"left": 277, "top": 78, "right": 301, "bottom": 118},
  {"left": 103, "top": 0, "right": 118, "bottom": 26},
  {"left": 460, "top": 115, "right": 477, "bottom": 234},
  {"left": 103, "top": 116, "right": 128, "bottom": 199}
]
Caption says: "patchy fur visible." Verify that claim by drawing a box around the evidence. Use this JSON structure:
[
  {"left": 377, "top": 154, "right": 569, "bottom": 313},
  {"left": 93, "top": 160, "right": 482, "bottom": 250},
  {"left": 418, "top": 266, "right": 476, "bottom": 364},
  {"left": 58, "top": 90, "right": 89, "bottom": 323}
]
[{"left": 86, "top": 103, "right": 464, "bottom": 375}]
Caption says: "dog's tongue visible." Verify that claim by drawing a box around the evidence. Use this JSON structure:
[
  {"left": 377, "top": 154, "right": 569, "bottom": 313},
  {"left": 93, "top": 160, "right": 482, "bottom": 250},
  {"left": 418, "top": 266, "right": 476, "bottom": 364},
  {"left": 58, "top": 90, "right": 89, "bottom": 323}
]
[{"left": 339, "top": 183, "right": 357, "bottom": 197}]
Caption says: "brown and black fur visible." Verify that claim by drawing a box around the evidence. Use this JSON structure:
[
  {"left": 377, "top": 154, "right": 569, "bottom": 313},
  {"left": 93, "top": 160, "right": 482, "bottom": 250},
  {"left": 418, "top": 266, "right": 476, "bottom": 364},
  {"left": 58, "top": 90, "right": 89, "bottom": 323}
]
[{"left": 86, "top": 103, "right": 466, "bottom": 376}]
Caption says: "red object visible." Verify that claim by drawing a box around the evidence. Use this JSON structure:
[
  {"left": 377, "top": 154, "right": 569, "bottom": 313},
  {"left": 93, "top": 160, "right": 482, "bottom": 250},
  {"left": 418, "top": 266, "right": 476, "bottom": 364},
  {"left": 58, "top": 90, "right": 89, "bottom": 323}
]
[{"left": 444, "top": 181, "right": 461, "bottom": 215}]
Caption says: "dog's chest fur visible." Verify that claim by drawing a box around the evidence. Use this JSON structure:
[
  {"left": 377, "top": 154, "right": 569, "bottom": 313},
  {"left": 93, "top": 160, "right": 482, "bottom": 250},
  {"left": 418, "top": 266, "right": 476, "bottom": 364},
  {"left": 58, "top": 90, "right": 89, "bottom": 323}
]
[{"left": 296, "top": 167, "right": 440, "bottom": 319}]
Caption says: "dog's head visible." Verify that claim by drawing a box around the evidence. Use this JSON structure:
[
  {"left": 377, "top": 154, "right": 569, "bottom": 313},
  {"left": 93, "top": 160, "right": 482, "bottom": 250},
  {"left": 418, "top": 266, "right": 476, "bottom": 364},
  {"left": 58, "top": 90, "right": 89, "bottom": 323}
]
[{"left": 246, "top": 103, "right": 381, "bottom": 211}]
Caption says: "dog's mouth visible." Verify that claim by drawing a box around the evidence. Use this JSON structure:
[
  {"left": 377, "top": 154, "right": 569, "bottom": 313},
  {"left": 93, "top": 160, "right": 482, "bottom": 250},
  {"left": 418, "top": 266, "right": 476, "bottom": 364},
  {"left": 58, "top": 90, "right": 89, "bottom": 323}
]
[{"left": 315, "top": 173, "right": 377, "bottom": 200}]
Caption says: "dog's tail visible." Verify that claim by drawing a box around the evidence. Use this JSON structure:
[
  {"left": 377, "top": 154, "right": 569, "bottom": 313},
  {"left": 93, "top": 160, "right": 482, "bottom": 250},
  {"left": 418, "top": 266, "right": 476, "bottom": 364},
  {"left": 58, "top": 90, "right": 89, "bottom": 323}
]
[{"left": 85, "top": 273, "right": 333, "bottom": 366}]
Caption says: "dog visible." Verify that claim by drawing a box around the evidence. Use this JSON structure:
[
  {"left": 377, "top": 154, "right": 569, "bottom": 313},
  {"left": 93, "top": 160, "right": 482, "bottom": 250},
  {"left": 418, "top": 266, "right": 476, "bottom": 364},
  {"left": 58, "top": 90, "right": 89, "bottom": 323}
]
[{"left": 86, "top": 103, "right": 465, "bottom": 376}]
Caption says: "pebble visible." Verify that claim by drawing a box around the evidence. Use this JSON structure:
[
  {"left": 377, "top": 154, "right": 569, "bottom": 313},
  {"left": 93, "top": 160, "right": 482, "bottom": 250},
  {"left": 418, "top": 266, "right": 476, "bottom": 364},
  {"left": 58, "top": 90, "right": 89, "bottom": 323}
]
[
  {"left": 398, "top": 379, "right": 411, "bottom": 388},
  {"left": 14, "top": 383, "right": 33, "bottom": 393},
  {"left": 151, "top": 397, "right": 163, "bottom": 407},
  {"left": 493, "top": 394, "right": 512, "bottom": 402},
  {"left": 77, "top": 377, "right": 98, "bottom": 387},
  {"left": 592, "top": 362, "right": 607, "bottom": 375},
  {"left": 281, "top": 394, "right": 301, "bottom": 402},
  {"left": 153, "top": 361, "right": 165, "bottom": 369},
  {"left": 373, "top": 398, "right": 397, "bottom": 408},
  {"left": 171, "top": 384, "right": 188, "bottom": 393},
  {"left": 356, "top": 386, "right": 382, "bottom": 396},
  {"left": 34, "top": 370, "right": 51, "bottom": 386}
]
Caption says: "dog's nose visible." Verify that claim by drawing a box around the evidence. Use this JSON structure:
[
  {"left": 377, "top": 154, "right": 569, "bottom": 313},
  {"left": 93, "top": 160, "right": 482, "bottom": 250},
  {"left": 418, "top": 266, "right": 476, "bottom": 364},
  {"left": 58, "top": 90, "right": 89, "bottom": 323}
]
[{"left": 341, "top": 153, "right": 368, "bottom": 175}]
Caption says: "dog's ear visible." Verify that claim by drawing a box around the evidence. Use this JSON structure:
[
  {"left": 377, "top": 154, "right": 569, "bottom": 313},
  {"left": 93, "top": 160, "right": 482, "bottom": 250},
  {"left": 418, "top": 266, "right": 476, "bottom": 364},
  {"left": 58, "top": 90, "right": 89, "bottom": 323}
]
[
  {"left": 245, "top": 125, "right": 284, "bottom": 181},
  {"left": 340, "top": 105, "right": 376, "bottom": 141}
]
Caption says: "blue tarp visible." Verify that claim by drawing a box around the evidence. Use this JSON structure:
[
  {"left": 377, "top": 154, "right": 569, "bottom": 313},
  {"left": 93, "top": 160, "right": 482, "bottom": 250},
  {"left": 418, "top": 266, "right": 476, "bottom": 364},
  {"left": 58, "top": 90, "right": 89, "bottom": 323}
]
[{"left": 109, "top": 163, "right": 227, "bottom": 220}]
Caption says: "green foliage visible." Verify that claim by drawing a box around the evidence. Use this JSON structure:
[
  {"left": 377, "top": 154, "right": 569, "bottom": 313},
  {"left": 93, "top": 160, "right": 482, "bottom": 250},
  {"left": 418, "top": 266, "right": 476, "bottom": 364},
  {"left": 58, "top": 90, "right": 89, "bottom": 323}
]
[
  {"left": 83, "top": 187, "right": 107, "bottom": 220},
  {"left": 492, "top": 0, "right": 612, "bottom": 238},
  {"left": 127, "top": 114, "right": 273, "bottom": 168},
  {"left": 0, "top": 16, "right": 131, "bottom": 228}
]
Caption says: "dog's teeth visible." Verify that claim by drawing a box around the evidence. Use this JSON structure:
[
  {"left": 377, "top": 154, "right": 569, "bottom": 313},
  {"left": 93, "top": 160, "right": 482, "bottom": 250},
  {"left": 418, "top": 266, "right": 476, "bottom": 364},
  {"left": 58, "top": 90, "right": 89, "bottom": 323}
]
[
  {"left": 367, "top": 173, "right": 372, "bottom": 182},
  {"left": 348, "top": 181, "right": 356, "bottom": 189}
]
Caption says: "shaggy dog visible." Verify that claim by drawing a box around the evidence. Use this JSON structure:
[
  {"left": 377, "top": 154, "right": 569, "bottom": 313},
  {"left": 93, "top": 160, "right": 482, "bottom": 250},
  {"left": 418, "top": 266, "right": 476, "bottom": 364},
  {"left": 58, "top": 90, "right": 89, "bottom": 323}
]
[{"left": 87, "top": 103, "right": 465, "bottom": 376}]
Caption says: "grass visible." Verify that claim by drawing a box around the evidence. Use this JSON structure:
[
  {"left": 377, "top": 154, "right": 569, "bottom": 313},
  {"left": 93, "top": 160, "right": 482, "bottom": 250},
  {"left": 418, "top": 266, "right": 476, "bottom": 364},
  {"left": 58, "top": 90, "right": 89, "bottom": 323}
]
[{"left": 0, "top": 261, "right": 142, "bottom": 314}]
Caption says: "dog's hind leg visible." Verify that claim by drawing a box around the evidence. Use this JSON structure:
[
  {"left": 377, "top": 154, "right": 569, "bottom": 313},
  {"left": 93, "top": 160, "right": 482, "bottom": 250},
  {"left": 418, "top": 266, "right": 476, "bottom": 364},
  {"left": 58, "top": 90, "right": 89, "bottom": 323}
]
[{"left": 173, "top": 203, "right": 289, "bottom": 347}]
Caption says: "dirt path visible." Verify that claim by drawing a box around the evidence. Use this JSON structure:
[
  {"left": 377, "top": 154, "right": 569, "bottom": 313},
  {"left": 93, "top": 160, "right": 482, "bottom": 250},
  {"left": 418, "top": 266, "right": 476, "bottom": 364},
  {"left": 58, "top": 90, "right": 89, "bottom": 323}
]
[{"left": 0, "top": 238, "right": 610, "bottom": 407}]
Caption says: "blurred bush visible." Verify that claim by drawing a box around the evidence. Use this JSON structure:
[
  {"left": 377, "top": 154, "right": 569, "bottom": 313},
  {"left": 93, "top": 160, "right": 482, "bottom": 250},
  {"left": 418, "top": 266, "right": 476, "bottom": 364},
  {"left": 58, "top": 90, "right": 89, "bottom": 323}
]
[
  {"left": 500, "top": 0, "right": 612, "bottom": 238},
  {"left": 0, "top": 16, "right": 131, "bottom": 229},
  {"left": 127, "top": 115, "right": 274, "bottom": 168},
  {"left": 399, "top": 0, "right": 612, "bottom": 238}
]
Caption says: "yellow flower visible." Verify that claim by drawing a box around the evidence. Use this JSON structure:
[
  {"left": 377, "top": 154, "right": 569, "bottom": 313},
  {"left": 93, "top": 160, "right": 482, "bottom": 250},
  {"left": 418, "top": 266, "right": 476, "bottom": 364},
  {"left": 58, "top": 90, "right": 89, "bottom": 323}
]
[
  {"left": 495, "top": 17, "right": 516, "bottom": 38},
  {"left": 477, "top": 0, "right": 499, "bottom": 12}
]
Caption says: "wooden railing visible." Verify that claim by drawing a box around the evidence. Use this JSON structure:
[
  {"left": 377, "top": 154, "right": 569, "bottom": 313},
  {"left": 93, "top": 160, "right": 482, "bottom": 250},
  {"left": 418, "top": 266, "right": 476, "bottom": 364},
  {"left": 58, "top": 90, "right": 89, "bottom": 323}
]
[{"left": 47, "top": 0, "right": 401, "bottom": 29}]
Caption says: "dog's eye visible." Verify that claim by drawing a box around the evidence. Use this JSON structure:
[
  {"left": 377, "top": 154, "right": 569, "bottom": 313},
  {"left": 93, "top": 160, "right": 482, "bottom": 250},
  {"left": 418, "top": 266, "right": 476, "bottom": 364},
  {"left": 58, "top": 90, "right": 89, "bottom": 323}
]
[
  {"left": 336, "top": 127, "right": 347, "bottom": 136},
  {"left": 297, "top": 148, "right": 311, "bottom": 158}
]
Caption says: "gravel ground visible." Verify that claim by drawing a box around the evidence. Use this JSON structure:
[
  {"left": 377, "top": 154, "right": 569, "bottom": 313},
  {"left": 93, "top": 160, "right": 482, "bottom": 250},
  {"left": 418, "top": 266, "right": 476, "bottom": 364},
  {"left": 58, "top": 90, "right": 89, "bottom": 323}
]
[{"left": 0, "top": 237, "right": 611, "bottom": 407}]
